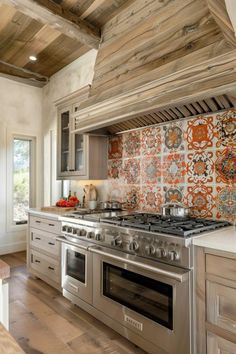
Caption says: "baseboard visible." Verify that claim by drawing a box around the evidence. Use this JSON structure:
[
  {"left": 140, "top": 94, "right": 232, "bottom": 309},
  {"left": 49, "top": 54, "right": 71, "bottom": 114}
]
[{"left": 0, "top": 241, "right": 26, "bottom": 255}]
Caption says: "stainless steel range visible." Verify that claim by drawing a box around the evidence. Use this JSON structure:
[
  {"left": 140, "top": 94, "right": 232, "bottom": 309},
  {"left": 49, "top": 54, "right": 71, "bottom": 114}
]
[{"left": 57, "top": 212, "right": 231, "bottom": 354}]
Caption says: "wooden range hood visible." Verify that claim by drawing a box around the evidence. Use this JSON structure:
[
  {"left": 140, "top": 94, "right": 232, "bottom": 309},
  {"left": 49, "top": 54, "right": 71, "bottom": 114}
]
[{"left": 72, "top": 0, "right": 236, "bottom": 135}]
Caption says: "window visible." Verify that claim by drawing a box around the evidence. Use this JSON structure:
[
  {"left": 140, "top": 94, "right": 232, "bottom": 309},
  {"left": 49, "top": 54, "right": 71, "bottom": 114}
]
[{"left": 12, "top": 137, "right": 35, "bottom": 225}]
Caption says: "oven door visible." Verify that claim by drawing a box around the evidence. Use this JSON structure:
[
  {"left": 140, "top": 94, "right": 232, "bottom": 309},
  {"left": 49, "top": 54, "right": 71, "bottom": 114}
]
[
  {"left": 61, "top": 242, "right": 92, "bottom": 304},
  {"left": 90, "top": 246, "right": 192, "bottom": 354}
]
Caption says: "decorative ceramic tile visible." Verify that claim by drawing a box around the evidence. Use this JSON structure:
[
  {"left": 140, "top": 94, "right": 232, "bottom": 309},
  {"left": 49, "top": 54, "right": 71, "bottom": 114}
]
[
  {"left": 108, "top": 159, "right": 122, "bottom": 179},
  {"left": 123, "top": 186, "right": 141, "bottom": 210},
  {"left": 162, "top": 153, "right": 186, "bottom": 184},
  {"left": 215, "top": 148, "right": 236, "bottom": 184},
  {"left": 141, "top": 156, "right": 161, "bottom": 184},
  {"left": 216, "top": 109, "right": 236, "bottom": 148},
  {"left": 123, "top": 131, "right": 141, "bottom": 158},
  {"left": 141, "top": 127, "right": 162, "bottom": 156},
  {"left": 123, "top": 158, "right": 140, "bottom": 184},
  {"left": 107, "top": 111, "right": 235, "bottom": 220},
  {"left": 163, "top": 122, "right": 185, "bottom": 153},
  {"left": 185, "top": 184, "right": 214, "bottom": 218},
  {"left": 163, "top": 186, "right": 185, "bottom": 203},
  {"left": 186, "top": 116, "right": 214, "bottom": 150},
  {"left": 140, "top": 186, "right": 163, "bottom": 212},
  {"left": 216, "top": 186, "right": 236, "bottom": 221},
  {"left": 187, "top": 151, "right": 214, "bottom": 184},
  {"left": 108, "top": 135, "right": 123, "bottom": 159},
  {"left": 105, "top": 180, "right": 124, "bottom": 202}
]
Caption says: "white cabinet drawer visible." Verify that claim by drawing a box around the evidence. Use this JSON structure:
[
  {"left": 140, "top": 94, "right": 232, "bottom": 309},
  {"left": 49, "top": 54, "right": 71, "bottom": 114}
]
[
  {"left": 30, "top": 215, "right": 61, "bottom": 234},
  {"left": 207, "top": 332, "right": 236, "bottom": 354},
  {"left": 30, "top": 228, "right": 59, "bottom": 257},
  {"left": 30, "top": 250, "right": 60, "bottom": 283},
  {"left": 207, "top": 281, "right": 236, "bottom": 335}
]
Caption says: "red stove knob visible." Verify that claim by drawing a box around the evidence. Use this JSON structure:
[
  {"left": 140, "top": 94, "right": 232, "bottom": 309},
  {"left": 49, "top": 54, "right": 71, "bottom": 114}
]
[{"left": 129, "top": 240, "right": 139, "bottom": 251}]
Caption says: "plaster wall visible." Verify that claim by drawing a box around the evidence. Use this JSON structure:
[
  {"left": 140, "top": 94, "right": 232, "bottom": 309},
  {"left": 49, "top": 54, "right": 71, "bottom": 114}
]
[{"left": 0, "top": 76, "right": 43, "bottom": 254}]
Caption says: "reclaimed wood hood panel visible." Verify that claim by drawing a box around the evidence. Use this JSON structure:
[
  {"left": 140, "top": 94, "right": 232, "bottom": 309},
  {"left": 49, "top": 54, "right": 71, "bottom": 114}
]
[
  {"left": 73, "top": 0, "right": 236, "bottom": 133},
  {"left": 73, "top": 49, "right": 236, "bottom": 134}
]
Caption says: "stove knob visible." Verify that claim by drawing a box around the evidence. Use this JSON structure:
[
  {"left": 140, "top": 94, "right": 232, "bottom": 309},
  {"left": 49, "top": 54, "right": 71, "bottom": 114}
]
[
  {"left": 168, "top": 250, "right": 179, "bottom": 261},
  {"left": 80, "top": 229, "right": 87, "bottom": 237},
  {"left": 114, "top": 236, "right": 122, "bottom": 247},
  {"left": 95, "top": 233, "right": 102, "bottom": 241},
  {"left": 156, "top": 247, "right": 167, "bottom": 258},
  {"left": 72, "top": 228, "right": 78, "bottom": 235},
  {"left": 67, "top": 227, "right": 72, "bottom": 233},
  {"left": 62, "top": 225, "right": 67, "bottom": 232},
  {"left": 87, "top": 231, "right": 95, "bottom": 239},
  {"left": 129, "top": 241, "right": 139, "bottom": 251},
  {"left": 145, "top": 244, "right": 155, "bottom": 256}
]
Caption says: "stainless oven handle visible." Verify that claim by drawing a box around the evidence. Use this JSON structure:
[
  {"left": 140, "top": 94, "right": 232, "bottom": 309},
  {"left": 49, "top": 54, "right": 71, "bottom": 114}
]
[
  {"left": 89, "top": 246, "right": 188, "bottom": 283},
  {"left": 56, "top": 236, "right": 89, "bottom": 251}
]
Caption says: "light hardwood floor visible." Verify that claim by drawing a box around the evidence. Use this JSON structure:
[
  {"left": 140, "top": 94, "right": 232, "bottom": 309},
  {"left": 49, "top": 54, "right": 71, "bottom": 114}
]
[{"left": 0, "top": 252, "right": 147, "bottom": 354}]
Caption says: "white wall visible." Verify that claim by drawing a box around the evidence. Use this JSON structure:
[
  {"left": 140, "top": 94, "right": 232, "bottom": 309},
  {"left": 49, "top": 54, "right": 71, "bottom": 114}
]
[
  {"left": 42, "top": 49, "right": 107, "bottom": 206},
  {"left": 0, "top": 76, "right": 43, "bottom": 254}
]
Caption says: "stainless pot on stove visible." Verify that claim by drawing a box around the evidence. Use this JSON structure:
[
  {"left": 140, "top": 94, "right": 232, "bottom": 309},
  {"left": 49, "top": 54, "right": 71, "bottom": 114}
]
[
  {"left": 161, "top": 203, "right": 190, "bottom": 218},
  {"left": 100, "top": 201, "right": 124, "bottom": 210}
]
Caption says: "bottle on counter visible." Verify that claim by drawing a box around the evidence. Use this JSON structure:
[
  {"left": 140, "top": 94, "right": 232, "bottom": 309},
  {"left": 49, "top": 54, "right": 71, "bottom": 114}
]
[{"left": 67, "top": 190, "right": 71, "bottom": 200}]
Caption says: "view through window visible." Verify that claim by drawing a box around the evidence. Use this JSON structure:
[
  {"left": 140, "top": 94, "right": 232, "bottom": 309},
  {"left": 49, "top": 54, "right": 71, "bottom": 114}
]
[{"left": 13, "top": 138, "right": 31, "bottom": 224}]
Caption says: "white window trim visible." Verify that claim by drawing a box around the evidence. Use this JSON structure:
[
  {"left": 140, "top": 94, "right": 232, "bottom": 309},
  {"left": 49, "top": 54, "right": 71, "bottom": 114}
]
[{"left": 6, "top": 133, "right": 36, "bottom": 232}]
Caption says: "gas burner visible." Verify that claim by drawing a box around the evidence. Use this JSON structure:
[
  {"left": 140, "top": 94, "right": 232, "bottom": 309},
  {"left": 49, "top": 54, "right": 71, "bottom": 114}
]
[{"left": 101, "top": 213, "right": 232, "bottom": 238}]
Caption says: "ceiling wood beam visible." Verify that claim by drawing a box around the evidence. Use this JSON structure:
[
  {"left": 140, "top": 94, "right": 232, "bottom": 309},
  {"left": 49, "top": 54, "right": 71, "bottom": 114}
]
[
  {"left": 0, "top": 59, "right": 48, "bottom": 85},
  {"left": 0, "top": 0, "right": 101, "bottom": 48},
  {"left": 80, "top": 0, "right": 107, "bottom": 20},
  {"left": 205, "top": 0, "right": 236, "bottom": 48}
]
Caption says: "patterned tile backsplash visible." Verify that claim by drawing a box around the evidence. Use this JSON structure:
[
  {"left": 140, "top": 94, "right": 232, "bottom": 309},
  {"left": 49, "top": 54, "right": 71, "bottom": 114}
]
[{"left": 106, "top": 109, "right": 236, "bottom": 221}]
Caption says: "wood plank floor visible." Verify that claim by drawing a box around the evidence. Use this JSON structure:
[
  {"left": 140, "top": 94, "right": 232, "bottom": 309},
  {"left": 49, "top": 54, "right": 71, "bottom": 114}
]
[{"left": 1, "top": 252, "right": 147, "bottom": 354}]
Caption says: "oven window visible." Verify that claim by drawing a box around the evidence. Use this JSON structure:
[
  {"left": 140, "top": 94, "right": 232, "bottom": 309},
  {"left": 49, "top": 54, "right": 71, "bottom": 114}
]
[
  {"left": 66, "top": 249, "right": 85, "bottom": 283},
  {"left": 103, "top": 262, "right": 173, "bottom": 330}
]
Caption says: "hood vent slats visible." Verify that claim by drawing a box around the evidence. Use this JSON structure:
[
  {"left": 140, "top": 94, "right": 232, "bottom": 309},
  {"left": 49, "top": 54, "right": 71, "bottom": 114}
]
[{"left": 106, "top": 94, "right": 234, "bottom": 134}]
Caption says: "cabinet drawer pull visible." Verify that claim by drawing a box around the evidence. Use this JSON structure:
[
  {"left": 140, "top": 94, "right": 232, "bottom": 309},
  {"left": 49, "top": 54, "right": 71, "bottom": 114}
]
[
  {"left": 48, "top": 223, "right": 55, "bottom": 227},
  {"left": 48, "top": 266, "right": 55, "bottom": 271},
  {"left": 35, "top": 220, "right": 41, "bottom": 224},
  {"left": 48, "top": 242, "right": 55, "bottom": 246},
  {"left": 35, "top": 237, "right": 41, "bottom": 240},
  {"left": 35, "top": 259, "right": 41, "bottom": 263}
]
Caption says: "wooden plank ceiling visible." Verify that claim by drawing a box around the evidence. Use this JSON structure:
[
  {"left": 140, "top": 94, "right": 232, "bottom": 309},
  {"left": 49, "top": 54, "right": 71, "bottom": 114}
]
[{"left": 0, "top": 0, "right": 130, "bottom": 86}]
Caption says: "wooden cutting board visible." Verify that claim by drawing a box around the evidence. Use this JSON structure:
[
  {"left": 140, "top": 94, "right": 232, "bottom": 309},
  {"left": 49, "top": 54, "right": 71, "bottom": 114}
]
[{"left": 41, "top": 206, "right": 76, "bottom": 213}]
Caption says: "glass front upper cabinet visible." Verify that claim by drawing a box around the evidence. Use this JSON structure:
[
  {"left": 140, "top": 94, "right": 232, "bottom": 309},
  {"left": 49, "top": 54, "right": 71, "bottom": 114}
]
[
  {"left": 56, "top": 85, "right": 108, "bottom": 180},
  {"left": 58, "top": 106, "right": 86, "bottom": 177}
]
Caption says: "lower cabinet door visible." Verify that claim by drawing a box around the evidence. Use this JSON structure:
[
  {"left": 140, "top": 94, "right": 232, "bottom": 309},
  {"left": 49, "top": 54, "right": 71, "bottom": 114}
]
[
  {"left": 30, "top": 249, "right": 60, "bottom": 284},
  {"left": 207, "top": 332, "right": 236, "bottom": 354},
  {"left": 207, "top": 281, "right": 236, "bottom": 335}
]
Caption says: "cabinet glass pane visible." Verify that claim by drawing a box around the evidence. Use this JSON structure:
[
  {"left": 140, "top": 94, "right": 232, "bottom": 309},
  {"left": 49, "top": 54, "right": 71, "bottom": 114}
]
[
  {"left": 61, "top": 111, "right": 69, "bottom": 172},
  {"left": 75, "top": 134, "right": 84, "bottom": 172}
]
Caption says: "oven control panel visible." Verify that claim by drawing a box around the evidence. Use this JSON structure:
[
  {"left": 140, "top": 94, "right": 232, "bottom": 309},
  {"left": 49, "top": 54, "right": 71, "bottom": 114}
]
[{"left": 61, "top": 222, "right": 191, "bottom": 268}]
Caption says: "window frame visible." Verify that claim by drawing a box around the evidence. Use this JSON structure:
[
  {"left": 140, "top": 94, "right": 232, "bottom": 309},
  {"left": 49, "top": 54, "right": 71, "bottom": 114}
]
[{"left": 7, "top": 133, "right": 36, "bottom": 231}]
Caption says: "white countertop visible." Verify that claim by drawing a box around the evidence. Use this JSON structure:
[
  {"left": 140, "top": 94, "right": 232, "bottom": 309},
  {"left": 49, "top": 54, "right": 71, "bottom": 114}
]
[
  {"left": 193, "top": 226, "right": 236, "bottom": 253},
  {"left": 28, "top": 208, "right": 72, "bottom": 220}
]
